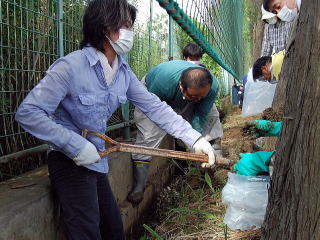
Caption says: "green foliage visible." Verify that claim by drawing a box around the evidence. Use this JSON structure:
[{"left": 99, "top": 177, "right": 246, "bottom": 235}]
[
  {"left": 175, "top": 25, "right": 193, "bottom": 59},
  {"left": 214, "top": 97, "right": 223, "bottom": 111},
  {"left": 171, "top": 207, "right": 216, "bottom": 220},
  {"left": 142, "top": 224, "right": 164, "bottom": 240},
  {"left": 175, "top": 24, "right": 224, "bottom": 95},
  {"left": 242, "top": 0, "right": 261, "bottom": 72},
  {"left": 136, "top": 165, "right": 226, "bottom": 239},
  {"left": 202, "top": 53, "right": 223, "bottom": 79},
  {"left": 128, "top": 13, "right": 169, "bottom": 79},
  {"left": 204, "top": 172, "right": 215, "bottom": 194}
]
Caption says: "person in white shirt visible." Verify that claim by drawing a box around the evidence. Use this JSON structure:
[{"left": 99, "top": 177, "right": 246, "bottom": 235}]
[{"left": 263, "top": 0, "right": 301, "bottom": 22}]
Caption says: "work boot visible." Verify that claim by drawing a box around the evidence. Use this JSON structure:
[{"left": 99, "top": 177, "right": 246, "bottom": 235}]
[{"left": 127, "top": 161, "right": 150, "bottom": 205}]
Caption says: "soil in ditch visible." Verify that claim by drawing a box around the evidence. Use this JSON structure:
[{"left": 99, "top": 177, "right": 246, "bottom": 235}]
[
  {"left": 129, "top": 106, "right": 263, "bottom": 240},
  {"left": 262, "top": 107, "right": 283, "bottom": 122}
]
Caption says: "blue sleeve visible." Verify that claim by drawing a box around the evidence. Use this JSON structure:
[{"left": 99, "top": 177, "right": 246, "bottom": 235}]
[
  {"left": 126, "top": 68, "right": 201, "bottom": 147},
  {"left": 15, "top": 58, "right": 88, "bottom": 159}
]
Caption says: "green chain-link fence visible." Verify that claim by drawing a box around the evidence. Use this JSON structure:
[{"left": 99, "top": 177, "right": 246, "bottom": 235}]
[
  {"left": 156, "top": 0, "right": 244, "bottom": 79},
  {"left": 0, "top": 0, "right": 245, "bottom": 180}
]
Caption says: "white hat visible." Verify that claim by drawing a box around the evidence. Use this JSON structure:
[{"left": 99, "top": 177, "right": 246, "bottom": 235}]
[{"left": 261, "top": 5, "right": 276, "bottom": 20}]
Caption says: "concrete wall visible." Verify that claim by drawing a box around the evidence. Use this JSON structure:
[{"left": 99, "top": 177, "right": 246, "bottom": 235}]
[{"left": 0, "top": 136, "right": 175, "bottom": 239}]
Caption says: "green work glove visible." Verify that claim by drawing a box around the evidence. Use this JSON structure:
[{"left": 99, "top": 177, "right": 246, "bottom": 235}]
[
  {"left": 234, "top": 151, "right": 276, "bottom": 176},
  {"left": 245, "top": 120, "right": 282, "bottom": 137}
]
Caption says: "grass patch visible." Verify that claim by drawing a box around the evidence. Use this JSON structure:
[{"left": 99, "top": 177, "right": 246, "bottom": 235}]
[{"left": 138, "top": 107, "right": 263, "bottom": 240}]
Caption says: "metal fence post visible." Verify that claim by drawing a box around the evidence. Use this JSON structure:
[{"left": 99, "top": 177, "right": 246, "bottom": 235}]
[
  {"left": 0, "top": 2, "right": 2, "bottom": 23},
  {"left": 168, "top": 16, "right": 173, "bottom": 60},
  {"left": 121, "top": 103, "right": 130, "bottom": 140},
  {"left": 148, "top": 0, "right": 153, "bottom": 69},
  {"left": 58, "top": 0, "right": 64, "bottom": 57},
  {"left": 121, "top": 53, "right": 131, "bottom": 141}
]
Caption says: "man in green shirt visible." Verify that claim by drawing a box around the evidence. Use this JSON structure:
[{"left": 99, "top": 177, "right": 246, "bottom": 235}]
[
  {"left": 145, "top": 60, "right": 219, "bottom": 133},
  {"left": 182, "top": 43, "right": 223, "bottom": 150},
  {"left": 128, "top": 60, "right": 220, "bottom": 204}
]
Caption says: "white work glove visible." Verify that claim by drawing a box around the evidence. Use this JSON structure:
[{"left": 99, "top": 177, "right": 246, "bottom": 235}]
[
  {"left": 73, "top": 141, "right": 101, "bottom": 166},
  {"left": 203, "top": 135, "right": 212, "bottom": 142},
  {"left": 192, "top": 137, "right": 216, "bottom": 168}
]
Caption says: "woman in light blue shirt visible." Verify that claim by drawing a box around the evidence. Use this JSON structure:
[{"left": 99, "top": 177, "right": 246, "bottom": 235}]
[{"left": 15, "top": 0, "right": 215, "bottom": 238}]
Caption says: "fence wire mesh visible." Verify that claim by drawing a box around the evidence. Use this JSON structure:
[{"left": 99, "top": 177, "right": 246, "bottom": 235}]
[
  {"left": 1, "top": 0, "right": 59, "bottom": 156},
  {"left": 157, "top": 0, "right": 244, "bottom": 79},
  {"left": 0, "top": 0, "right": 245, "bottom": 168}
]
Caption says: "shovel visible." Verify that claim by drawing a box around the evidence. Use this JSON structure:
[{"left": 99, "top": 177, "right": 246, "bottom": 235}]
[{"left": 82, "top": 129, "right": 231, "bottom": 166}]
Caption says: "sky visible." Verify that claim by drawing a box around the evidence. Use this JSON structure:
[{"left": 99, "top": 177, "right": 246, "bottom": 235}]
[
  {"left": 131, "top": 0, "right": 216, "bottom": 26},
  {"left": 131, "top": 0, "right": 167, "bottom": 25}
]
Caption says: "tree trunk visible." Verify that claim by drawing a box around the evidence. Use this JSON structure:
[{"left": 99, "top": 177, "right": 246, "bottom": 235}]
[
  {"left": 252, "top": 14, "right": 265, "bottom": 61},
  {"left": 248, "top": 0, "right": 265, "bottom": 66},
  {"left": 271, "top": 10, "right": 298, "bottom": 111},
  {"left": 262, "top": 1, "right": 320, "bottom": 239}
]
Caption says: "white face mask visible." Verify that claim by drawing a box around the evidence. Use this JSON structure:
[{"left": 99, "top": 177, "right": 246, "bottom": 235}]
[
  {"left": 270, "top": 64, "right": 274, "bottom": 77},
  {"left": 187, "top": 60, "right": 201, "bottom": 65},
  {"left": 108, "top": 29, "right": 134, "bottom": 55},
  {"left": 277, "top": 5, "right": 298, "bottom": 22}
]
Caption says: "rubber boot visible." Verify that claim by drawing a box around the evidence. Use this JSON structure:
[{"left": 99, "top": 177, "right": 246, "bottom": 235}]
[{"left": 127, "top": 161, "right": 150, "bottom": 205}]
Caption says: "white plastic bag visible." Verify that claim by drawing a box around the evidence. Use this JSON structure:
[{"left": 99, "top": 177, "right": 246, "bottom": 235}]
[
  {"left": 241, "top": 68, "right": 277, "bottom": 117},
  {"left": 222, "top": 172, "right": 270, "bottom": 230}
]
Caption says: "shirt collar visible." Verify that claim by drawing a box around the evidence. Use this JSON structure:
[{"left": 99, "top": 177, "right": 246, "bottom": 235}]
[
  {"left": 117, "top": 54, "right": 129, "bottom": 71},
  {"left": 82, "top": 46, "right": 99, "bottom": 66},
  {"left": 82, "top": 45, "right": 129, "bottom": 70},
  {"left": 96, "top": 50, "right": 118, "bottom": 70}
]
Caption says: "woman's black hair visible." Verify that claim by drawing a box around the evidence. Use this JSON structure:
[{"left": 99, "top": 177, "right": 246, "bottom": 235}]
[
  {"left": 180, "top": 67, "right": 212, "bottom": 90},
  {"left": 183, "top": 43, "right": 203, "bottom": 60},
  {"left": 80, "top": 0, "right": 137, "bottom": 51}
]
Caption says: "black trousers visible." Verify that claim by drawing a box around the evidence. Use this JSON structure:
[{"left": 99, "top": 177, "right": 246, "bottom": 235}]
[{"left": 48, "top": 151, "right": 124, "bottom": 240}]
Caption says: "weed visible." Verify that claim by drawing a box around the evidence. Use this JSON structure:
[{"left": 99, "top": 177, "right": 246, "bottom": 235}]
[
  {"left": 204, "top": 172, "right": 215, "bottom": 194},
  {"left": 143, "top": 224, "right": 164, "bottom": 240},
  {"left": 171, "top": 207, "right": 217, "bottom": 220}
]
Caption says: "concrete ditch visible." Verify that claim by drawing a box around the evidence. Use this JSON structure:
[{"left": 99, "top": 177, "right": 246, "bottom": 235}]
[{"left": 0, "top": 136, "right": 175, "bottom": 240}]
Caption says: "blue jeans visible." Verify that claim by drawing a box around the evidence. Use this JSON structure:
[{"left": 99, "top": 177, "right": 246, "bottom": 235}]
[{"left": 48, "top": 151, "right": 124, "bottom": 240}]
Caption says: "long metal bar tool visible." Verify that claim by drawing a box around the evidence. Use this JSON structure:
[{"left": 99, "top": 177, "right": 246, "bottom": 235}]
[{"left": 82, "top": 129, "right": 231, "bottom": 166}]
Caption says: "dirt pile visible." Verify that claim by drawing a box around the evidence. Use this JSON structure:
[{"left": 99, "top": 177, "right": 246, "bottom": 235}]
[
  {"left": 134, "top": 106, "right": 263, "bottom": 239},
  {"left": 262, "top": 107, "right": 283, "bottom": 122},
  {"left": 222, "top": 107, "right": 261, "bottom": 163}
]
